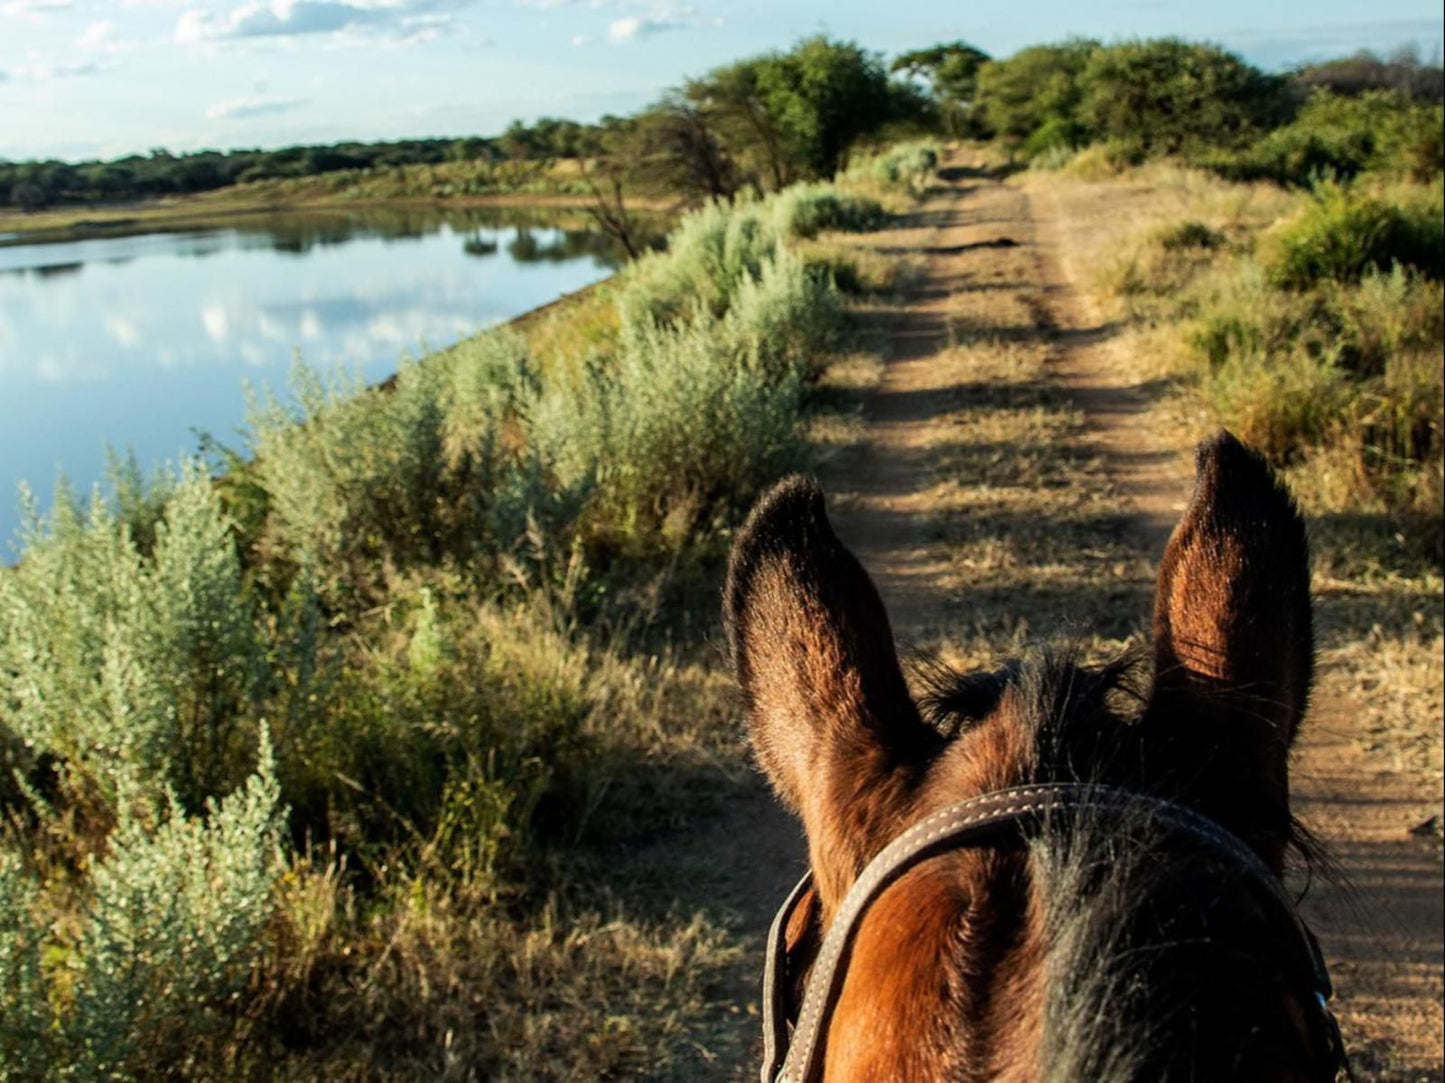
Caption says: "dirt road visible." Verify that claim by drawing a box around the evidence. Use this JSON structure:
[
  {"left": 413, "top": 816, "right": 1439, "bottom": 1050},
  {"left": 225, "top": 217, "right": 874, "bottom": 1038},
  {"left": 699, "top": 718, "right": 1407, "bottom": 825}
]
[{"left": 689, "top": 156, "right": 1442, "bottom": 1081}]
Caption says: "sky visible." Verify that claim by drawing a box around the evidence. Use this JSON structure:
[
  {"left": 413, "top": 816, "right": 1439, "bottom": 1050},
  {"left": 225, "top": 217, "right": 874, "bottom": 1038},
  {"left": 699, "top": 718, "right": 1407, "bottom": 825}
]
[{"left": 2, "top": 0, "right": 1442, "bottom": 163}]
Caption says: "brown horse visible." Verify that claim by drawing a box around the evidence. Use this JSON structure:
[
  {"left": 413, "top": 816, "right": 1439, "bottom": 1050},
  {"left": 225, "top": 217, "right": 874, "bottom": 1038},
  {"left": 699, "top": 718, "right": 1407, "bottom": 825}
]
[{"left": 725, "top": 432, "right": 1346, "bottom": 1083}]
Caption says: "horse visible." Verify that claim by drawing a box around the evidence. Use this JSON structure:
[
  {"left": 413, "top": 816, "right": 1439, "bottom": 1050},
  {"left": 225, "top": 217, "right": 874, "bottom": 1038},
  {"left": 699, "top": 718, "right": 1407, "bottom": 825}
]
[{"left": 724, "top": 431, "right": 1347, "bottom": 1083}]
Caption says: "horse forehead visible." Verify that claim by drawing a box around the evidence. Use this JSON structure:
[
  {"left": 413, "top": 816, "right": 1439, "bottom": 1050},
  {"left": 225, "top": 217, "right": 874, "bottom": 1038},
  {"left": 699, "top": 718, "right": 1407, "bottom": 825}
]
[
  {"left": 826, "top": 852, "right": 1046, "bottom": 1082},
  {"left": 923, "top": 696, "right": 1040, "bottom": 803}
]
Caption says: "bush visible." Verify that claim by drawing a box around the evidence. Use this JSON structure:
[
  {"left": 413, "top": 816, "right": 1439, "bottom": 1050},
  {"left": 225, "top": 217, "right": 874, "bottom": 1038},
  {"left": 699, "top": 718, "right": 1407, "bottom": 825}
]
[
  {"left": 1079, "top": 39, "right": 1290, "bottom": 157},
  {"left": 0, "top": 738, "right": 283, "bottom": 1080},
  {"left": 848, "top": 141, "right": 939, "bottom": 192},
  {"left": 0, "top": 465, "right": 264, "bottom": 813},
  {"left": 537, "top": 248, "right": 839, "bottom": 542},
  {"left": 769, "top": 182, "right": 887, "bottom": 238},
  {"left": 1157, "top": 220, "right": 1225, "bottom": 251},
  {"left": 1202, "top": 347, "right": 1353, "bottom": 462},
  {"left": 1204, "top": 90, "right": 1445, "bottom": 187},
  {"left": 1263, "top": 184, "right": 1444, "bottom": 288}
]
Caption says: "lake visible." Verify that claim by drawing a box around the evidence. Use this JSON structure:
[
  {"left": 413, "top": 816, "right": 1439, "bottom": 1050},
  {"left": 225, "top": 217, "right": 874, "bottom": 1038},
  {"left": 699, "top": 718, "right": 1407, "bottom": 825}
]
[{"left": 0, "top": 206, "right": 630, "bottom": 557}]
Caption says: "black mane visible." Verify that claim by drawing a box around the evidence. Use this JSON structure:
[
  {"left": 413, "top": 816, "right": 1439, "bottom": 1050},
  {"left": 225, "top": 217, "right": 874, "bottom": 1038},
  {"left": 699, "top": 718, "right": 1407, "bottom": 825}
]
[{"left": 917, "top": 647, "right": 1337, "bottom": 1082}]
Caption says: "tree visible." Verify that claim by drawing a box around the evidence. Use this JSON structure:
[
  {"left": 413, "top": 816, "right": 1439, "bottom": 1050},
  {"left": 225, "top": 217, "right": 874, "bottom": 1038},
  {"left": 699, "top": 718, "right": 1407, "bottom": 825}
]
[
  {"left": 577, "top": 120, "right": 645, "bottom": 260},
  {"left": 1080, "top": 39, "right": 1291, "bottom": 155},
  {"left": 1296, "top": 47, "right": 1445, "bottom": 102},
  {"left": 685, "top": 37, "right": 901, "bottom": 188},
  {"left": 760, "top": 36, "right": 896, "bottom": 178},
  {"left": 975, "top": 40, "right": 1099, "bottom": 155},
  {"left": 688, "top": 58, "right": 792, "bottom": 189},
  {"left": 892, "top": 40, "right": 991, "bottom": 135},
  {"left": 633, "top": 93, "right": 741, "bottom": 202}
]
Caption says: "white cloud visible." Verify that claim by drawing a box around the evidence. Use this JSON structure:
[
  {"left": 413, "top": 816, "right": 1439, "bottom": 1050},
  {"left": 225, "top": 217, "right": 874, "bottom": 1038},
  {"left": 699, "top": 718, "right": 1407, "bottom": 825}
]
[
  {"left": 0, "top": 0, "right": 72, "bottom": 21},
  {"left": 569, "top": 32, "right": 588, "bottom": 46},
  {"left": 606, "top": 14, "right": 685, "bottom": 43},
  {"left": 105, "top": 315, "right": 142, "bottom": 349},
  {"left": 205, "top": 94, "right": 308, "bottom": 119},
  {"left": 76, "top": 20, "right": 136, "bottom": 53},
  {"left": 200, "top": 303, "right": 230, "bottom": 343},
  {"left": 11, "top": 59, "right": 100, "bottom": 79},
  {"left": 176, "top": 0, "right": 471, "bottom": 45}
]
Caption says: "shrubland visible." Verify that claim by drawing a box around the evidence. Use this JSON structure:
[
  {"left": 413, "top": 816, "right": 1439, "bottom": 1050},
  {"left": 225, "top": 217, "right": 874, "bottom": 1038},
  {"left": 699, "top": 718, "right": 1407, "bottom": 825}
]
[
  {"left": 0, "top": 163, "right": 926, "bottom": 1079},
  {"left": 1053, "top": 162, "right": 1442, "bottom": 554}
]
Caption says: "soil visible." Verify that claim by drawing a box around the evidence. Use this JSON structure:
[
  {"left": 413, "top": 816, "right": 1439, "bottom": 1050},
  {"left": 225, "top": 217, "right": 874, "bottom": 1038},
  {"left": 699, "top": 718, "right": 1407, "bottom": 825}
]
[{"left": 684, "top": 154, "right": 1443, "bottom": 1081}]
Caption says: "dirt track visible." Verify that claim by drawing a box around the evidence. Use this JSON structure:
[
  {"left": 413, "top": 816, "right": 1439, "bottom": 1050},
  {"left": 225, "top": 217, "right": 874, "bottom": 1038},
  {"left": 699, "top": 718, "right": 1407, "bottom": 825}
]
[{"left": 692, "top": 155, "right": 1442, "bottom": 1081}]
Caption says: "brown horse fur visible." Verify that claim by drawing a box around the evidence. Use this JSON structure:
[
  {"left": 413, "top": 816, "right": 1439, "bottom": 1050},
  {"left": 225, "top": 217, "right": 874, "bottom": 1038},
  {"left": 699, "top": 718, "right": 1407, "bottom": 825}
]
[{"left": 725, "top": 432, "right": 1334, "bottom": 1082}]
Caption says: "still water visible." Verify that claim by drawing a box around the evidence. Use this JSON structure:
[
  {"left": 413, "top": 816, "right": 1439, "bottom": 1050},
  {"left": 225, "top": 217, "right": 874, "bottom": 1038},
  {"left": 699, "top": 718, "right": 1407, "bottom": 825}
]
[{"left": 0, "top": 206, "right": 626, "bottom": 555}]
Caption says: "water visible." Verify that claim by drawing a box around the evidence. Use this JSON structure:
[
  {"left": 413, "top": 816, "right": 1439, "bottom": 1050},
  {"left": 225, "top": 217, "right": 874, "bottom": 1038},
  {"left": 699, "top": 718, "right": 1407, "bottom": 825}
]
[{"left": 0, "top": 206, "right": 628, "bottom": 555}]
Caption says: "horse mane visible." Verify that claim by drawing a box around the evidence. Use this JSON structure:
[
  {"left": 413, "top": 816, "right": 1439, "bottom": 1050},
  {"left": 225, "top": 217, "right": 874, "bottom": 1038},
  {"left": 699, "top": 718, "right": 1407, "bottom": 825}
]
[{"left": 915, "top": 645, "right": 1334, "bottom": 1082}]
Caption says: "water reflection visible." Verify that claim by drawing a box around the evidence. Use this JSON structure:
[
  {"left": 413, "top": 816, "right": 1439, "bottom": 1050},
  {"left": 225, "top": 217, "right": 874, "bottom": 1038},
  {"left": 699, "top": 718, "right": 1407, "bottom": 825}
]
[{"left": 0, "top": 205, "right": 663, "bottom": 552}]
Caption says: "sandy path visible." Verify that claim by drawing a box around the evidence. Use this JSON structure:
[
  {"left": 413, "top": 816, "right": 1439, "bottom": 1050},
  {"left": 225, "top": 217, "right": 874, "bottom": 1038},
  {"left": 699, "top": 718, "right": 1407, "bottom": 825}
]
[
  {"left": 695, "top": 155, "right": 1441, "bottom": 1080},
  {"left": 1026, "top": 170, "right": 1445, "bottom": 1080}
]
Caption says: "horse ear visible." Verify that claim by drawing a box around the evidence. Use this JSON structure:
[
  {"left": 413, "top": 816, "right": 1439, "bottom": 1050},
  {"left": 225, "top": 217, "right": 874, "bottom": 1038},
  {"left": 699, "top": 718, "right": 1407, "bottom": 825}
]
[
  {"left": 1142, "top": 431, "right": 1313, "bottom": 861},
  {"left": 725, "top": 478, "right": 938, "bottom": 897}
]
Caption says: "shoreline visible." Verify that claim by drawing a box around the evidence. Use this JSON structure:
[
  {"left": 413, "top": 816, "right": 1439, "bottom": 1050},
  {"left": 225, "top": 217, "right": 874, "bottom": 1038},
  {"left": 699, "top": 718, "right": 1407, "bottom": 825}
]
[{"left": 0, "top": 190, "right": 679, "bottom": 248}]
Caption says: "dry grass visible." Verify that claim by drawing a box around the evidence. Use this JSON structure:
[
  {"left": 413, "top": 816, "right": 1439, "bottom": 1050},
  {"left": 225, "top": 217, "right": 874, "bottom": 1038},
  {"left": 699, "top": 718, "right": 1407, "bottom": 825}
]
[{"left": 1029, "top": 162, "right": 1444, "bottom": 801}]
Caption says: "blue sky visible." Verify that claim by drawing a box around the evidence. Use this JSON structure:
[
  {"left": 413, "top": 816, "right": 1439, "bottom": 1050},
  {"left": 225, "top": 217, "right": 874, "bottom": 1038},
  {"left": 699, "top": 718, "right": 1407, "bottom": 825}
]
[{"left": 2, "top": 0, "right": 1441, "bottom": 162}]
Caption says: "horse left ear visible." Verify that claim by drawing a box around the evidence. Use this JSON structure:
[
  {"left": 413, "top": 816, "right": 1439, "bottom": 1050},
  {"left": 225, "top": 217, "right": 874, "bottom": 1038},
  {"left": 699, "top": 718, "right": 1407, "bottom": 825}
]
[
  {"left": 725, "top": 477, "right": 939, "bottom": 907},
  {"left": 1141, "top": 431, "right": 1313, "bottom": 865}
]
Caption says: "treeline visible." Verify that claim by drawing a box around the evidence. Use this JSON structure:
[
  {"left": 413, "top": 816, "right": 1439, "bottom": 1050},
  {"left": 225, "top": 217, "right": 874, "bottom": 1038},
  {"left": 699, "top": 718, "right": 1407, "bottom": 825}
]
[
  {"left": 2, "top": 37, "right": 924, "bottom": 212},
  {"left": 0, "top": 139, "right": 470, "bottom": 212},
  {"left": 8, "top": 37, "right": 1440, "bottom": 215},
  {"left": 931, "top": 39, "right": 1443, "bottom": 183}
]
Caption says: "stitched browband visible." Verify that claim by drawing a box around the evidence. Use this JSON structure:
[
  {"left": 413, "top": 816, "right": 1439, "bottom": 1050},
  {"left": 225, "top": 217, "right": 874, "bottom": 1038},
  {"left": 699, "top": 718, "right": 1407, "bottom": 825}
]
[{"left": 760, "top": 782, "right": 1344, "bottom": 1083}]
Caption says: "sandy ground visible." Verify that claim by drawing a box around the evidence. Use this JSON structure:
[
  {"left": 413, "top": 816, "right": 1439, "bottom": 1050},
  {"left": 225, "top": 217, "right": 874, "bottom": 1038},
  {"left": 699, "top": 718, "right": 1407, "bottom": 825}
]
[{"left": 684, "top": 154, "right": 1442, "bottom": 1081}]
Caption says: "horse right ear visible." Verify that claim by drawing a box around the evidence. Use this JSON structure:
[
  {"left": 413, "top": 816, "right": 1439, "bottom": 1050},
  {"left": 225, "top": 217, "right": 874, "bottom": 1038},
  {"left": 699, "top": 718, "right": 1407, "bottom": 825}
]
[
  {"left": 1141, "top": 431, "right": 1313, "bottom": 865},
  {"left": 725, "top": 478, "right": 939, "bottom": 907}
]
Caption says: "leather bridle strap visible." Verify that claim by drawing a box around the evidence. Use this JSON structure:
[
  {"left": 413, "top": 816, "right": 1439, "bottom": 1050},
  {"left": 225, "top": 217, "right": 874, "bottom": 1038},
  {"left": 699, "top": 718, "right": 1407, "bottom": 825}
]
[{"left": 760, "top": 782, "right": 1341, "bottom": 1083}]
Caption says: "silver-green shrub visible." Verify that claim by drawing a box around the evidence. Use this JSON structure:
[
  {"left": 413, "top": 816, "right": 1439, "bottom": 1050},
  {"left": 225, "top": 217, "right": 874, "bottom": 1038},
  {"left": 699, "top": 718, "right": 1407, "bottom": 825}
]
[
  {"left": 68, "top": 736, "right": 283, "bottom": 1078},
  {"left": 247, "top": 358, "right": 448, "bottom": 600},
  {"left": 618, "top": 184, "right": 880, "bottom": 328},
  {"left": 847, "top": 141, "right": 940, "bottom": 194},
  {"left": 768, "top": 182, "right": 886, "bottom": 238},
  {"left": 0, "top": 462, "right": 260, "bottom": 808},
  {"left": 0, "top": 738, "right": 282, "bottom": 1082},
  {"left": 535, "top": 250, "right": 837, "bottom": 537},
  {"left": 0, "top": 852, "right": 48, "bottom": 1081}
]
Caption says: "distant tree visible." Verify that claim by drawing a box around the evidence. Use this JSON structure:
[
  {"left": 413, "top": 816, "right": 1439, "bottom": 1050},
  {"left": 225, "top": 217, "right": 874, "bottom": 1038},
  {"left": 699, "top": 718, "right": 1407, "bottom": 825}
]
[
  {"left": 1080, "top": 39, "right": 1291, "bottom": 155},
  {"left": 892, "top": 40, "right": 991, "bottom": 135},
  {"left": 688, "top": 58, "right": 792, "bottom": 189},
  {"left": 975, "top": 40, "right": 1098, "bottom": 155},
  {"left": 11, "top": 179, "right": 49, "bottom": 212},
  {"left": 448, "top": 137, "right": 489, "bottom": 163},
  {"left": 633, "top": 93, "right": 741, "bottom": 202},
  {"left": 1296, "top": 47, "right": 1445, "bottom": 101},
  {"left": 497, "top": 120, "right": 546, "bottom": 161}
]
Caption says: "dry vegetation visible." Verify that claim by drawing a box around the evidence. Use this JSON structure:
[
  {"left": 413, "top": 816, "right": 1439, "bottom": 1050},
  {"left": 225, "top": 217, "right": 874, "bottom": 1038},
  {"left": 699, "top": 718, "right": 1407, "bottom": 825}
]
[{"left": 1016, "top": 161, "right": 1443, "bottom": 797}]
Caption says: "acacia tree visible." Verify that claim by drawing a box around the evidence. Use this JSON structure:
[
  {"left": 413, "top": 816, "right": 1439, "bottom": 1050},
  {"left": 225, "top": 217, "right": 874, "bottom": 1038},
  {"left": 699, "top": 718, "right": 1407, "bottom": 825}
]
[
  {"left": 974, "top": 40, "right": 1099, "bottom": 156},
  {"left": 892, "top": 40, "right": 991, "bottom": 135},
  {"left": 634, "top": 93, "right": 741, "bottom": 202},
  {"left": 688, "top": 59, "right": 791, "bottom": 190},
  {"left": 687, "top": 37, "right": 899, "bottom": 188}
]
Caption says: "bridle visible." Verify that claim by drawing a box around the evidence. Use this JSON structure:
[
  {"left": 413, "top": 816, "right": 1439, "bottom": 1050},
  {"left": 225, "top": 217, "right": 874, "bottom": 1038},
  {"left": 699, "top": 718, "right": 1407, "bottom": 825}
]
[{"left": 760, "top": 782, "right": 1349, "bottom": 1083}]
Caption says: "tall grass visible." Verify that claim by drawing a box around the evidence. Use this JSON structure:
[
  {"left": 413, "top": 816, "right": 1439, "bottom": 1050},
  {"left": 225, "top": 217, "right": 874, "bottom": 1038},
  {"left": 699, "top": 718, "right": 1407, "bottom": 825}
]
[{"left": 1093, "top": 173, "right": 1443, "bottom": 533}]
